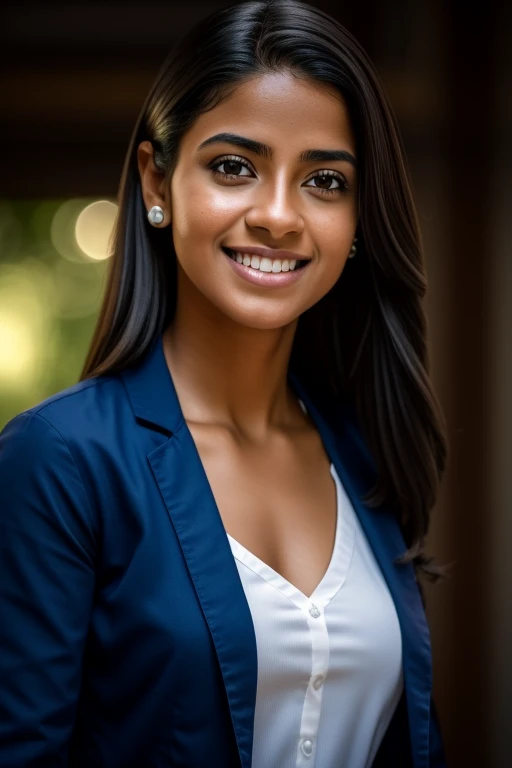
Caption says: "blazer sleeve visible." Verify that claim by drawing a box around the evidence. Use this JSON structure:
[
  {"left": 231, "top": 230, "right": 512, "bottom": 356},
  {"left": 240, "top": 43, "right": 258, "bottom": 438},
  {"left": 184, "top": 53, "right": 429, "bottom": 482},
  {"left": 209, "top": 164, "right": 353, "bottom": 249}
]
[{"left": 0, "top": 411, "right": 97, "bottom": 767}]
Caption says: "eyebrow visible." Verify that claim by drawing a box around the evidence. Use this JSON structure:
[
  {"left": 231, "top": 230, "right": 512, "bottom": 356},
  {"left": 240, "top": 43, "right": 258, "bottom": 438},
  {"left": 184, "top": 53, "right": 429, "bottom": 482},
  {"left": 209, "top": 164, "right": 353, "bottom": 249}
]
[{"left": 197, "top": 132, "right": 357, "bottom": 168}]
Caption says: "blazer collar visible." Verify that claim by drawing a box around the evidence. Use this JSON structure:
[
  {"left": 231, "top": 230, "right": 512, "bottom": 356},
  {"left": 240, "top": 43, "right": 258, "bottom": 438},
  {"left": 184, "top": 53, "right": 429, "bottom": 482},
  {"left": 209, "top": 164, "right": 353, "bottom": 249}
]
[
  {"left": 121, "top": 333, "right": 433, "bottom": 768},
  {"left": 120, "top": 333, "right": 183, "bottom": 436}
]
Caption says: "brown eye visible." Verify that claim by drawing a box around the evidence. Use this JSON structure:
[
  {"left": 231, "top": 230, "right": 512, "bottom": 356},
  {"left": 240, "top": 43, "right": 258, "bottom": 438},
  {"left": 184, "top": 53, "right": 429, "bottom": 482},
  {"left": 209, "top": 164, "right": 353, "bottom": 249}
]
[
  {"left": 208, "top": 155, "right": 253, "bottom": 178},
  {"left": 305, "top": 172, "right": 348, "bottom": 196}
]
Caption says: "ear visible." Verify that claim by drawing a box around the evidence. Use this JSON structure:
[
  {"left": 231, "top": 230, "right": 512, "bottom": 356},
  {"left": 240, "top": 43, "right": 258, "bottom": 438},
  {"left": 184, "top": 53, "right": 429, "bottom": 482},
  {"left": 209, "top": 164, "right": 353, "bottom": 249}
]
[{"left": 137, "top": 141, "right": 171, "bottom": 225}]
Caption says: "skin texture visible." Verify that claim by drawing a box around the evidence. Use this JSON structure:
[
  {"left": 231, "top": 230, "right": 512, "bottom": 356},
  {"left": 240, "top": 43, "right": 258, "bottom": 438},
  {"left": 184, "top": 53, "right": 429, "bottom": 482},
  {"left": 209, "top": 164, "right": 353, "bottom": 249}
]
[{"left": 137, "top": 71, "right": 359, "bottom": 597}]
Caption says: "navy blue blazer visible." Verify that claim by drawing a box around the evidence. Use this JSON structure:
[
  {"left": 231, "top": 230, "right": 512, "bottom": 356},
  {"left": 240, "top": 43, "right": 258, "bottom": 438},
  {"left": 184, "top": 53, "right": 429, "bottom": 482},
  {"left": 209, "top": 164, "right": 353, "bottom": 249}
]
[{"left": 0, "top": 333, "right": 446, "bottom": 767}]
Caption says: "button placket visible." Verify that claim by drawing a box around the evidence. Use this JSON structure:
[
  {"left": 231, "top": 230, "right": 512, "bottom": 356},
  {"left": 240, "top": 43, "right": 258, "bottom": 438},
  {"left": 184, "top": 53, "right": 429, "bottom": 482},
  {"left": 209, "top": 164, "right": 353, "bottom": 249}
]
[{"left": 296, "top": 602, "right": 329, "bottom": 766}]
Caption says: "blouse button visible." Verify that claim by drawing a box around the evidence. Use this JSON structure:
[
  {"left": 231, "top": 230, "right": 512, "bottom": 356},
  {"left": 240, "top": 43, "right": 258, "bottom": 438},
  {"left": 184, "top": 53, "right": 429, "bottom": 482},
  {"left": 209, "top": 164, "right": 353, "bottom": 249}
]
[
  {"left": 309, "top": 604, "right": 321, "bottom": 618},
  {"left": 312, "top": 674, "right": 324, "bottom": 690},
  {"left": 300, "top": 739, "right": 314, "bottom": 757}
]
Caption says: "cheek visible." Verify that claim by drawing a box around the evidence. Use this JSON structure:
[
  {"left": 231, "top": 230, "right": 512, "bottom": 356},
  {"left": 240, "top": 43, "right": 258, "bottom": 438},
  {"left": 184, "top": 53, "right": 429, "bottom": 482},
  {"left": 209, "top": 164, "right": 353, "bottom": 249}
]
[
  {"left": 318, "top": 205, "right": 356, "bottom": 246},
  {"left": 170, "top": 176, "right": 241, "bottom": 250},
  {"left": 313, "top": 211, "right": 355, "bottom": 278}
]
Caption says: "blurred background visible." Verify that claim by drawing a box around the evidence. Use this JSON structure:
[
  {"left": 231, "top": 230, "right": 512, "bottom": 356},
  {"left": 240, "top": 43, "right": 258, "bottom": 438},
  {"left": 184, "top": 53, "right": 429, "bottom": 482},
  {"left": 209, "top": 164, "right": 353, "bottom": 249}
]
[{"left": 1, "top": 0, "right": 511, "bottom": 764}]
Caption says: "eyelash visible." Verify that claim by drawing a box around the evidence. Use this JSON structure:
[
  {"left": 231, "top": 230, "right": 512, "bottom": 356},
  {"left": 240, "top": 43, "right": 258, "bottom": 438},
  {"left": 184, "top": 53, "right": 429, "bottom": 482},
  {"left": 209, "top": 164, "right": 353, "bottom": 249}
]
[{"left": 207, "top": 154, "right": 349, "bottom": 196}]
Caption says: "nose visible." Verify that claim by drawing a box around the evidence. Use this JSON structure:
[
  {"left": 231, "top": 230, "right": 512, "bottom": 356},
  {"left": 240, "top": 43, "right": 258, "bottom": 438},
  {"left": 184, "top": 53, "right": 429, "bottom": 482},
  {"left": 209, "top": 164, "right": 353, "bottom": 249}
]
[{"left": 244, "top": 176, "right": 304, "bottom": 239}]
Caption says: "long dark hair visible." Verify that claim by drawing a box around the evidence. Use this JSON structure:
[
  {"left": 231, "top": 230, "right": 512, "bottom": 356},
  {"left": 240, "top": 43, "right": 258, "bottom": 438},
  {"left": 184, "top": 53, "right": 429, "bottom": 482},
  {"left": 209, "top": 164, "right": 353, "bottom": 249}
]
[{"left": 80, "top": 0, "right": 448, "bottom": 583}]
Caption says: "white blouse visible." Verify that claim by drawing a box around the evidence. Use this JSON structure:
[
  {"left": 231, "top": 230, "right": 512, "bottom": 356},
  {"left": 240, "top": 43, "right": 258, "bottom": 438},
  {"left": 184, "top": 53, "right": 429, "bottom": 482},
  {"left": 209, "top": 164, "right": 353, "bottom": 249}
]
[{"left": 226, "top": 400, "right": 404, "bottom": 768}]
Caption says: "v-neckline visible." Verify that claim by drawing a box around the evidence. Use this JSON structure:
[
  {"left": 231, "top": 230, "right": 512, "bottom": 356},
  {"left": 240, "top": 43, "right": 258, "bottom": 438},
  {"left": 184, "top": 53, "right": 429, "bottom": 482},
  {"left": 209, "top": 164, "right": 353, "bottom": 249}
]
[{"left": 227, "top": 460, "right": 357, "bottom": 612}]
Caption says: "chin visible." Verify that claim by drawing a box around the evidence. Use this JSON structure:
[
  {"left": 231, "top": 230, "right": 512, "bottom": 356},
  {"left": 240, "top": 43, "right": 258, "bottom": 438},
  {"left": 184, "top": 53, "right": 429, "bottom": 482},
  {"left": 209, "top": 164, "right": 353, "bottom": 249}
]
[{"left": 216, "top": 302, "right": 302, "bottom": 332}]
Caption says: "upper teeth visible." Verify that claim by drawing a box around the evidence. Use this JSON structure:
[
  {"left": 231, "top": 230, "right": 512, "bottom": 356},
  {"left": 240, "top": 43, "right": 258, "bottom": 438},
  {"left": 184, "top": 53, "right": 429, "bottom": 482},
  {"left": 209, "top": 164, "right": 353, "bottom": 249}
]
[{"left": 228, "top": 251, "right": 298, "bottom": 272}]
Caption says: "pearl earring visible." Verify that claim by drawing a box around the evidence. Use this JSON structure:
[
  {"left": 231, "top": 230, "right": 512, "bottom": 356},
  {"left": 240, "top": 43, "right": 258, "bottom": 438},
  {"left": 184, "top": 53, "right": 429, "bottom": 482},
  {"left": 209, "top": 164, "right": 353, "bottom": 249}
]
[
  {"left": 147, "top": 205, "right": 165, "bottom": 226},
  {"left": 348, "top": 236, "right": 358, "bottom": 258}
]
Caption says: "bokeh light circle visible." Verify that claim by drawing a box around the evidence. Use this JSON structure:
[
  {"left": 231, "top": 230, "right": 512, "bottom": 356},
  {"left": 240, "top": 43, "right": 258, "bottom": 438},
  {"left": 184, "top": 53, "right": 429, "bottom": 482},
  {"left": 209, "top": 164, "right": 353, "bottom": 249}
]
[{"left": 75, "top": 200, "right": 117, "bottom": 261}]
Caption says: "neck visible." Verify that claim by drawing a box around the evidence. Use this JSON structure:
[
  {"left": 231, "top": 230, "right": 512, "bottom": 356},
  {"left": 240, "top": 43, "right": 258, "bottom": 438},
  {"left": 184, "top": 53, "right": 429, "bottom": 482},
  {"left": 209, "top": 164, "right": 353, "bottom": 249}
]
[{"left": 162, "top": 271, "right": 302, "bottom": 438}]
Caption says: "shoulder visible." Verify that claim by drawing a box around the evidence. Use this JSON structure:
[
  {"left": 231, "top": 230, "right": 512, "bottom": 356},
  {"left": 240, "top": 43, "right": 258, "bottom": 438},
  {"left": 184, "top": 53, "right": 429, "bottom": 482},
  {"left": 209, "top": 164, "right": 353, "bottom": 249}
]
[
  {"left": 1, "top": 372, "right": 132, "bottom": 453},
  {"left": 0, "top": 373, "right": 133, "bottom": 514},
  {"left": 14, "top": 373, "right": 123, "bottom": 431}
]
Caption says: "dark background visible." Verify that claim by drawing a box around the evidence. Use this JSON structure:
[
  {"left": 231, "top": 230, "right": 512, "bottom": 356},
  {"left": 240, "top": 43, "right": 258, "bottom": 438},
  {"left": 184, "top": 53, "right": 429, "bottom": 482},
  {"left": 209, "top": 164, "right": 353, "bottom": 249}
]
[{"left": 2, "top": 1, "right": 511, "bottom": 765}]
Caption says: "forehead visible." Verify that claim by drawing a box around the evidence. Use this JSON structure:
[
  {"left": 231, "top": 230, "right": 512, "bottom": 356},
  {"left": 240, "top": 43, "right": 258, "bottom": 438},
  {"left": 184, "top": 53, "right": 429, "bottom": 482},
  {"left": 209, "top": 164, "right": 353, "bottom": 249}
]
[{"left": 182, "top": 71, "right": 356, "bottom": 157}]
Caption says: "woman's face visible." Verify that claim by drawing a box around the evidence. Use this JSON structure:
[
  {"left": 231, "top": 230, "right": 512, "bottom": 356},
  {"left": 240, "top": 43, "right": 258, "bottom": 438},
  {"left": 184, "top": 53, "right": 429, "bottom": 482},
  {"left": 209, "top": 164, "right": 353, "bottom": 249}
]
[{"left": 144, "top": 70, "right": 358, "bottom": 330}]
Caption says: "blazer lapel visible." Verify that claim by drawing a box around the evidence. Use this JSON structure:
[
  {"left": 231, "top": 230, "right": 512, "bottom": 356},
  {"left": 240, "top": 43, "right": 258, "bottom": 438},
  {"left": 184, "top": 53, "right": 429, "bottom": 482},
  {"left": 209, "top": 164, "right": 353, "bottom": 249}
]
[
  {"left": 121, "top": 335, "right": 258, "bottom": 768},
  {"left": 288, "top": 371, "right": 433, "bottom": 768}
]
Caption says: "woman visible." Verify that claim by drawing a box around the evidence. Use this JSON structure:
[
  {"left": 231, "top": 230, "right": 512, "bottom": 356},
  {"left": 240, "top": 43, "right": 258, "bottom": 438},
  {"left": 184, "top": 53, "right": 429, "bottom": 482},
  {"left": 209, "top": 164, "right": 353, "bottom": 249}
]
[{"left": 0, "top": 1, "right": 448, "bottom": 766}]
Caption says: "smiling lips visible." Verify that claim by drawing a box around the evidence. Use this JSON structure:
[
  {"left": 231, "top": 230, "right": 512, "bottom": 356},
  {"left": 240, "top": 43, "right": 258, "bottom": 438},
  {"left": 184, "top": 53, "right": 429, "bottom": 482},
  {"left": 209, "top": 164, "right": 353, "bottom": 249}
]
[
  {"left": 223, "top": 246, "right": 310, "bottom": 288},
  {"left": 223, "top": 244, "right": 312, "bottom": 273},
  {"left": 225, "top": 248, "right": 303, "bottom": 273}
]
